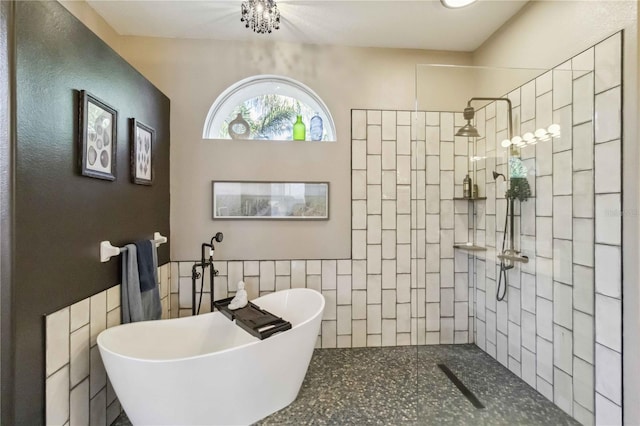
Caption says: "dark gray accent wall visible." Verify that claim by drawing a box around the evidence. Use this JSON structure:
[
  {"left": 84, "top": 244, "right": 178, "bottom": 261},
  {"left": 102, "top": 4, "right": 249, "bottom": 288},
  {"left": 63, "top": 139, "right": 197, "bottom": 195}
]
[
  {"left": 10, "top": 2, "right": 171, "bottom": 424},
  {"left": 0, "top": 1, "right": 14, "bottom": 425}
]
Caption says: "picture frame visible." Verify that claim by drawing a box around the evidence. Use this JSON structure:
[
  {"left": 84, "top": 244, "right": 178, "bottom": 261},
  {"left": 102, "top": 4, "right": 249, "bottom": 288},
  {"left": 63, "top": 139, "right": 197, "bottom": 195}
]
[
  {"left": 79, "top": 90, "right": 117, "bottom": 181},
  {"left": 212, "top": 181, "right": 329, "bottom": 220},
  {"left": 130, "top": 118, "right": 155, "bottom": 185}
]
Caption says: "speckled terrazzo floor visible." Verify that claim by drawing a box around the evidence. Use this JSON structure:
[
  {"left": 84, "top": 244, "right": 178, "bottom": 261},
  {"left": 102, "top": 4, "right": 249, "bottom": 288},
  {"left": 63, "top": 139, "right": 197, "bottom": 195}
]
[{"left": 113, "top": 345, "right": 578, "bottom": 426}]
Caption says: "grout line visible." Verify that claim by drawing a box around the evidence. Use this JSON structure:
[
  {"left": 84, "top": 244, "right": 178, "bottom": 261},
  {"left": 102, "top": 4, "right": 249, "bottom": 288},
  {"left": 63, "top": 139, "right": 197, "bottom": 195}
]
[{"left": 595, "top": 391, "right": 622, "bottom": 408}]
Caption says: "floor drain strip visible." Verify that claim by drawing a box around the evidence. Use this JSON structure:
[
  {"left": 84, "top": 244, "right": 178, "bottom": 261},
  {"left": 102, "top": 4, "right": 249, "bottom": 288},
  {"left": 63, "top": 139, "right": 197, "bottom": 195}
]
[{"left": 437, "top": 363, "right": 485, "bottom": 409}]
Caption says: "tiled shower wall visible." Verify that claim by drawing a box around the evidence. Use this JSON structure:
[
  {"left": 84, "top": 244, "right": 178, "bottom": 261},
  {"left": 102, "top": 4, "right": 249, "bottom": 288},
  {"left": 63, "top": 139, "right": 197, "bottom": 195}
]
[
  {"left": 45, "top": 263, "right": 171, "bottom": 425},
  {"left": 352, "top": 108, "right": 474, "bottom": 345},
  {"left": 471, "top": 32, "right": 622, "bottom": 426},
  {"left": 171, "top": 109, "right": 476, "bottom": 347}
]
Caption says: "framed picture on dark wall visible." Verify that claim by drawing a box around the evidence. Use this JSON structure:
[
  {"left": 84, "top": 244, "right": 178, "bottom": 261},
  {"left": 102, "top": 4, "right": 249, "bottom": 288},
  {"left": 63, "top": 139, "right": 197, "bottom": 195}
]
[
  {"left": 130, "top": 118, "right": 154, "bottom": 185},
  {"left": 79, "top": 90, "right": 117, "bottom": 181}
]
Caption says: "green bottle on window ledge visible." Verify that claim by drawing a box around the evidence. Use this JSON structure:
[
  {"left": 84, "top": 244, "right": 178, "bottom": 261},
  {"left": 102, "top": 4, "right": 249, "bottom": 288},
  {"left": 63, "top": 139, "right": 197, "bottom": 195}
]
[{"left": 293, "top": 115, "right": 306, "bottom": 141}]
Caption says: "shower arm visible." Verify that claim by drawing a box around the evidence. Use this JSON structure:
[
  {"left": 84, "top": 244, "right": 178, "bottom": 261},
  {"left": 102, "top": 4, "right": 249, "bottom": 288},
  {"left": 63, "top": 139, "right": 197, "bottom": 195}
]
[{"left": 466, "top": 97, "right": 513, "bottom": 140}]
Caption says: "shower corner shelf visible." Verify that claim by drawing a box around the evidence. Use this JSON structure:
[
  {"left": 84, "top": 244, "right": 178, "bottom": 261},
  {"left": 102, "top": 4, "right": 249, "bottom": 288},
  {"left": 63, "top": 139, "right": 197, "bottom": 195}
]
[
  {"left": 453, "top": 244, "right": 487, "bottom": 252},
  {"left": 453, "top": 197, "right": 487, "bottom": 201}
]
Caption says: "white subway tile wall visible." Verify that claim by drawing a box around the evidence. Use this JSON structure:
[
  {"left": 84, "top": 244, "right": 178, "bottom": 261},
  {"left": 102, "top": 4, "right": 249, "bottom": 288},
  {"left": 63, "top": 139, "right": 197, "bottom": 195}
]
[
  {"left": 45, "top": 263, "right": 172, "bottom": 425},
  {"left": 472, "top": 32, "right": 622, "bottom": 426}
]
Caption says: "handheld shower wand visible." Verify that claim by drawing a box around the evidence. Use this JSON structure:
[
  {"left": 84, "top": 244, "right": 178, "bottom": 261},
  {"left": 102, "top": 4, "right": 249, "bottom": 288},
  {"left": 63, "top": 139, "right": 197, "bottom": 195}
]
[
  {"left": 493, "top": 171, "right": 512, "bottom": 301},
  {"left": 458, "top": 97, "right": 520, "bottom": 302}
]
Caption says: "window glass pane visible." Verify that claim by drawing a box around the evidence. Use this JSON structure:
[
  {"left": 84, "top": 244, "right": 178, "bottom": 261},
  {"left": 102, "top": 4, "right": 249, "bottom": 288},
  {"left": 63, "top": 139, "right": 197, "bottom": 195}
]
[
  {"left": 203, "top": 75, "right": 336, "bottom": 141},
  {"left": 219, "top": 94, "right": 323, "bottom": 140}
]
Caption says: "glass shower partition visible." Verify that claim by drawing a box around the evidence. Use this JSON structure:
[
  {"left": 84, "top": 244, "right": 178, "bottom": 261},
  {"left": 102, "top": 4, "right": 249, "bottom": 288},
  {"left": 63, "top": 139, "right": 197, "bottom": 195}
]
[{"left": 413, "top": 62, "right": 602, "bottom": 423}]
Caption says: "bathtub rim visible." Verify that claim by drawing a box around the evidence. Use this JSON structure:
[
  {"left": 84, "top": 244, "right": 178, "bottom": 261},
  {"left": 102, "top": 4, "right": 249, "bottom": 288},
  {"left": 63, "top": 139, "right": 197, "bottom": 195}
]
[{"left": 97, "top": 287, "right": 325, "bottom": 363}]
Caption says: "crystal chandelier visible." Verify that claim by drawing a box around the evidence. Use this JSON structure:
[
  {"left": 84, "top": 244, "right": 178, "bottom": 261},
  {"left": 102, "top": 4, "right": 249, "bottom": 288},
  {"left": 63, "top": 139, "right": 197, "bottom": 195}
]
[{"left": 241, "top": 0, "right": 280, "bottom": 34}]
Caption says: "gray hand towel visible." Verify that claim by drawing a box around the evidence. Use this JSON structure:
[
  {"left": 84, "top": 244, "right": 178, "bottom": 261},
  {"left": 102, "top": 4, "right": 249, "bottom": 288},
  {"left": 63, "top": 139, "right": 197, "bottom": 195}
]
[
  {"left": 121, "top": 244, "right": 143, "bottom": 323},
  {"left": 121, "top": 241, "right": 162, "bottom": 323}
]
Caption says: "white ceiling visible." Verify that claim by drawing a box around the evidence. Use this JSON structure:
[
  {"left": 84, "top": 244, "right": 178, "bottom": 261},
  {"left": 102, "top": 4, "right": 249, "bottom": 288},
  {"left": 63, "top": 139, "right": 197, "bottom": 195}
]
[{"left": 86, "top": 0, "right": 529, "bottom": 52}]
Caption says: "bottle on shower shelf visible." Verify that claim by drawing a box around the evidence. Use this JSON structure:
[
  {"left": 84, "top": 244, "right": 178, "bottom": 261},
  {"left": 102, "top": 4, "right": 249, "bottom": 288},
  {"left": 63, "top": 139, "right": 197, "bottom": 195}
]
[{"left": 463, "top": 174, "right": 472, "bottom": 199}]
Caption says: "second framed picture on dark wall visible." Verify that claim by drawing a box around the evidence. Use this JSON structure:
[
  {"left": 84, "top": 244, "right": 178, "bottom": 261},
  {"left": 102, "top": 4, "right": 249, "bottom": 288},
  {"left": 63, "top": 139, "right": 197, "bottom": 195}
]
[
  {"left": 79, "top": 90, "right": 118, "bottom": 181},
  {"left": 130, "top": 118, "right": 154, "bottom": 185}
]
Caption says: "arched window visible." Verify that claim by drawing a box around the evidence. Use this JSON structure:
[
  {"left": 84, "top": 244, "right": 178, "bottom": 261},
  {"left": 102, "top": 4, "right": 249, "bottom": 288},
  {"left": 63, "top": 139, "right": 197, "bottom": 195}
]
[{"left": 203, "top": 75, "right": 336, "bottom": 141}]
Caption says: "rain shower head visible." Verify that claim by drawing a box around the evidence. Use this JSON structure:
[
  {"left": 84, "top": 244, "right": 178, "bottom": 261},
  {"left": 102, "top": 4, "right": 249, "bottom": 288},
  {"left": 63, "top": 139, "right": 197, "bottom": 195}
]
[
  {"left": 456, "top": 122, "right": 480, "bottom": 138},
  {"left": 456, "top": 97, "right": 514, "bottom": 140},
  {"left": 455, "top": 106, "right": 480, "bottom": 138}
]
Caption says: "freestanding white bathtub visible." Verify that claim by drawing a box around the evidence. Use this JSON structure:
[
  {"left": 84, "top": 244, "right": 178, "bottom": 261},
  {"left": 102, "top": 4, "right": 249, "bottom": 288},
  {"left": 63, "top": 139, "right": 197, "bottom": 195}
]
[{"left": 97, "top": 288, "right": 325, "bottom": 426}]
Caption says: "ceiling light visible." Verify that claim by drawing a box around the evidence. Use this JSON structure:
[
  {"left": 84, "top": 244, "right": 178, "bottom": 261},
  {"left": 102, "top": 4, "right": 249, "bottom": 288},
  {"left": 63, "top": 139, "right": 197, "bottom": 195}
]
[
  {"left": 501, "top": 139, "right": 512, "bottom": 148},
  {"left": 440, "top": 0, "right": 478, "bottom": 9},
  {"left": 241, "top": 0, "right": 280, "bottom": 34}
]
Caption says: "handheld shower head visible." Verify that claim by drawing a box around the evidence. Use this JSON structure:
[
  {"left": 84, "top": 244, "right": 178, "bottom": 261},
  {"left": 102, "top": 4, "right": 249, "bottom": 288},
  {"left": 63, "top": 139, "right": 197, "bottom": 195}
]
[
  {"left": 493, "top": 171, "right": 506, "bottom": 181},
  {"left": 209, "top": 232, "right": 224, "bottom": 252},
  {"left": 202, "top": 232, "right": 224, "bottom": 263}
]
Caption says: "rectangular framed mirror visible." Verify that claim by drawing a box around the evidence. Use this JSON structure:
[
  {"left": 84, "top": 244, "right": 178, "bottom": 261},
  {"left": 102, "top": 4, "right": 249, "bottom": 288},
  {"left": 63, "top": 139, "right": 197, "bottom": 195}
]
[{"left": 212, "top": 181, "right": 329, "bottom": 220}]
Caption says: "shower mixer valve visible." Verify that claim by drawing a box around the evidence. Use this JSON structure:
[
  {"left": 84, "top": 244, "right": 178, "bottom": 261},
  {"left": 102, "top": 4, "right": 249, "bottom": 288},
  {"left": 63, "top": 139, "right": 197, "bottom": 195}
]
[{"left": 497, "top": 249, "right": 529, "bottom": 265}]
